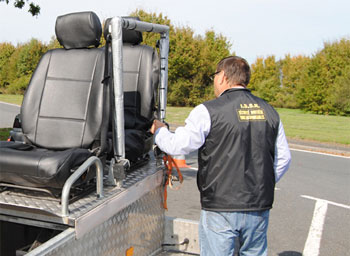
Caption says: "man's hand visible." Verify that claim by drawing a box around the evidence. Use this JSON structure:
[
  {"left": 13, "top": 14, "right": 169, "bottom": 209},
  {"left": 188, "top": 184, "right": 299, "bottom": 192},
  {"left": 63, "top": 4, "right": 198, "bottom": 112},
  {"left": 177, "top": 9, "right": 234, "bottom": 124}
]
[{"left": 150, "top": 120, "right": 167, "bottom": 134}]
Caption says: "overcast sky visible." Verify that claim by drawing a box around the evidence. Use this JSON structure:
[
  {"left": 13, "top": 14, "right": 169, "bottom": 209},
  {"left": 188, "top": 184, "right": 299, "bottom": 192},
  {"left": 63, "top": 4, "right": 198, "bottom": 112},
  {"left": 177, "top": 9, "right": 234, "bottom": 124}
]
[{"left": 0, "top": 0, "right": 349, "bottom": 64}]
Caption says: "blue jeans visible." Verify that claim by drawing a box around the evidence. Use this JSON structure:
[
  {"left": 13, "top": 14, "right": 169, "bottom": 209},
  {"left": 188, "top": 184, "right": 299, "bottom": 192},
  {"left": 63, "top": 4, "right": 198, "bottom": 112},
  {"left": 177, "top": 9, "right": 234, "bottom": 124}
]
[{"left": 199, "top": 209, "right": 269, "bottom": 256}]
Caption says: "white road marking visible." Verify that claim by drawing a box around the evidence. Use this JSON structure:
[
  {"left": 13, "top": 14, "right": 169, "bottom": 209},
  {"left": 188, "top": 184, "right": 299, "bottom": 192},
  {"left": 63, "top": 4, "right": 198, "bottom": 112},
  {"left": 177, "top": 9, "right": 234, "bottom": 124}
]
[
  {"left": 290, "top": 148, "right": 350, "bottom": 159},
  {"left": 301, "top": 195, "right": 350, "bottom": 209},
  {"left": 301, "top": 195, "right": 350, "bottom": 256},
  {"left": 303, "top": 199, "right": 328, "bottom": 256}
]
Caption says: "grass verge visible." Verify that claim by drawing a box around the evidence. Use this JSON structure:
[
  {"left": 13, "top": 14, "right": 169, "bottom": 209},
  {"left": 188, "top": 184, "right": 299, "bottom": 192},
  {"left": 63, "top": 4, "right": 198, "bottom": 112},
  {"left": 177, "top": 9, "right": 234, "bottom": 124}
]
[
  {"left": 166, "top": 106, "right": 350, "bottom": 145},
  {"left": 0, "top": 94, "right": 23, "bottom": 106},
  {"left": 0, "top": 128, "right": 11, "bottom": 141},
  {"left": 276, "top": 108, "right": 350, "bottom": 145}
]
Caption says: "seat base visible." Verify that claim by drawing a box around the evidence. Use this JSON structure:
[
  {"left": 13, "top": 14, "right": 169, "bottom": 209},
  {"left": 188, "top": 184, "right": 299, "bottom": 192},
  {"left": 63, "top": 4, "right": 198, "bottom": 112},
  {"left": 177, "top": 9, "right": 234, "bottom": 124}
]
[{"left": 0, "top": 141, "right": 93, "bottom": 189}]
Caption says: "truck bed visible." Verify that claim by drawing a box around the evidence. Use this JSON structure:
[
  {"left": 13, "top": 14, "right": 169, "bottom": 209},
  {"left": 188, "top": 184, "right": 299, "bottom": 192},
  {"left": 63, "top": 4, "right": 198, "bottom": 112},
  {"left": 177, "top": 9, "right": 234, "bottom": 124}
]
[{"left": 0, "top": 158, "right": 168, "bottom": 256}]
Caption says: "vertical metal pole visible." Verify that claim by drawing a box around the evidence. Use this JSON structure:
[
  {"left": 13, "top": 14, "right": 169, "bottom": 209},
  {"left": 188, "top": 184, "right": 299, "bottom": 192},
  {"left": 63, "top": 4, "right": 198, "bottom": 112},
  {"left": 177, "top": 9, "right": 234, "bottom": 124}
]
[
  {"left": 159, "top": 31, "right": 169, "bottom": 122},
  {"left": 111, "top": 17, "right": 125, "bottom": 159}
]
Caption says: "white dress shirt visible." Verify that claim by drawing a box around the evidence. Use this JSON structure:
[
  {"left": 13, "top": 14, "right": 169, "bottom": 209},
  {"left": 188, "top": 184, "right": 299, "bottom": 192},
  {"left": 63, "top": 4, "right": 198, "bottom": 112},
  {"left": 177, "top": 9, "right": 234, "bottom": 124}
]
[{"left": 155, "top": 104, "right": 291, "bottom": 182}]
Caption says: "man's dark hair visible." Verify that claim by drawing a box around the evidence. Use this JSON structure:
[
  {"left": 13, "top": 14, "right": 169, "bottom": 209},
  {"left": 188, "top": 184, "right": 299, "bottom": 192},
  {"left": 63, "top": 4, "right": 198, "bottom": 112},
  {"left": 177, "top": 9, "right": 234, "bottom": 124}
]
[{"left": 217, "top": 56, "right": 251, "bottom": 86}]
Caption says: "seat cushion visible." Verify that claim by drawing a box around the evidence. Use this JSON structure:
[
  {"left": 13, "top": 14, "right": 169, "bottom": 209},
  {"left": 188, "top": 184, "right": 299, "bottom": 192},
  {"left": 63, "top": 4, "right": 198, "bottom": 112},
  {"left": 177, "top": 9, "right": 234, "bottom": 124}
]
[{"left": 0, "top": 142, "right": 92, "bottom": 188}]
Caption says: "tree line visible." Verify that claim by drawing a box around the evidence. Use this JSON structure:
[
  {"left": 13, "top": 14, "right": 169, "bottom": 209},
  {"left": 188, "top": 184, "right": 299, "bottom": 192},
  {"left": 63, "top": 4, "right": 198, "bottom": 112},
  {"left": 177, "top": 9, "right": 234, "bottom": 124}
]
[
  {"left": 249, "top": 38, "right": 350, "bottom": 116},
  {"left": 0, "top": 10, "right": 349, "bottom": 116}
]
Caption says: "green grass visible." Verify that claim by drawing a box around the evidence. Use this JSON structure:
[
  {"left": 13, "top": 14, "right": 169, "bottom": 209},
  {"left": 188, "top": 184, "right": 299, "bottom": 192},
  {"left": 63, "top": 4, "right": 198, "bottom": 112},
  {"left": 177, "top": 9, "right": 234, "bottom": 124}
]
[
  {"left": 166, "top": 106, "right": 193, "bottom": 125},
  {"left": 0, "top": 95, "right": 349, "bottom": 145},
  {"left": 166, "top": 106, "right": 350, "bottom": 145},
  {"left": 276, "top": 108, "right": 350, "bottom": 145},
  {"left": 0, "top": 128, "right": 11, "bottom": 141},
  {"left": 0, "top": 94, "right": 23, "bottom": 105}
]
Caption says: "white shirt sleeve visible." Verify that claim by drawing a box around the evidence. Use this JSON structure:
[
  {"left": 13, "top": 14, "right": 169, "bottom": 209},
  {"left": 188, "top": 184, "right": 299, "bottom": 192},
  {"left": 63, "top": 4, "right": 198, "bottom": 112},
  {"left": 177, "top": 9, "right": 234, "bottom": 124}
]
[
  {"left": 154, "top": 104, "right": 211, "bottom": 155},
  {"left": 274, "top": 121, "right": 292, "bottom": 182}
]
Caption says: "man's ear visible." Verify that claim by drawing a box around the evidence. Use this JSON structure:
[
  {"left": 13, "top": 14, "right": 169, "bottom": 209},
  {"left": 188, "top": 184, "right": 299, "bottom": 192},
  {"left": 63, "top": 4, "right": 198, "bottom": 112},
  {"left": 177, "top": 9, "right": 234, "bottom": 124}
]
[{"left": 219, "top": 71, "right": 226, "bottom": 85}]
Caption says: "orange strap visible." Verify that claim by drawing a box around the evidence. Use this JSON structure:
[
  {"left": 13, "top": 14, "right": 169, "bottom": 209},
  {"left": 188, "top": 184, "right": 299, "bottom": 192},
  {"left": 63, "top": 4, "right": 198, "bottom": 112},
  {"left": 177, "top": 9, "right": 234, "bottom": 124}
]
[{"left": 162, "top": 155, "right": 184, "bottom": 210}]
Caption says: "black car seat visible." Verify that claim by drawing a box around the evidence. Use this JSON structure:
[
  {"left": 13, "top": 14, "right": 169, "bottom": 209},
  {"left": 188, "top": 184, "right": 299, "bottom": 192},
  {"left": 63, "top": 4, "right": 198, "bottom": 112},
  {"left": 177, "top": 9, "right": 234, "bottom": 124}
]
[
  {"left": 0, "top": 11, "right": 109, "bottom": 189},
  {"left": 104, "top": 17, "right": 160, "bottom": 164}
]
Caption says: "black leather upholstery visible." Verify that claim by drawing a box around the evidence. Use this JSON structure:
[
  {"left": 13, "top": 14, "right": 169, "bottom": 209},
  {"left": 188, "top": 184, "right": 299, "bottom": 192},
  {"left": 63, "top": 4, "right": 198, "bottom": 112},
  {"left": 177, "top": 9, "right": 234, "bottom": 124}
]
[
  {"left": 21, "top": 48, "right": 105, "bottom": 150},
  {"left": 0, "top": 142, "right": 92, "bottom": 188},
  {"left": 0, "top": 12, "right": 107, "bottom": 188},
  {"left": 56, "top": 11, "right": 102, "bottom": 49},
  {"left": 124, "top": 36, "right": 159, "bottom": 162},
  {"left": 104, "top": 17, "right": 160, "bottom": 162},
  {"left": 123, "top": 44, "right": 159, "bottom": 128}
]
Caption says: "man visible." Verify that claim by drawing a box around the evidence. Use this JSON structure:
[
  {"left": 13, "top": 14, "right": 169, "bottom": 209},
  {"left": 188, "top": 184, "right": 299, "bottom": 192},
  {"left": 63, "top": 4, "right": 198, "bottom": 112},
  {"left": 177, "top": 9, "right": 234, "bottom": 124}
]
[{"left": 151, "top": 56, "right": 291, "bottom": 255}]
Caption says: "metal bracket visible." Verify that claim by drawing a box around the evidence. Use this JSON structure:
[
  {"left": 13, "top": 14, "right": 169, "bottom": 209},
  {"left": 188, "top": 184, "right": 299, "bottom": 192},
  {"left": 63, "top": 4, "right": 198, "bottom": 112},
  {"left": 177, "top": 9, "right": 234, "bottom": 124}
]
[
  {"left": 106, "top": 158, "right": 130, "bottom": 188},
  {"left": 106, "top": 158, "right": 117, "bottom": 186}
]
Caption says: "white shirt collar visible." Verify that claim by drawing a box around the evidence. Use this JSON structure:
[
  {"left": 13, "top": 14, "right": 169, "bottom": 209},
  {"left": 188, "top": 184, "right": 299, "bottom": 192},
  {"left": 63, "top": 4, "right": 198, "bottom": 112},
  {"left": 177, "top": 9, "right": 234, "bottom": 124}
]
[{"left": 219, "top": 86, "right": 246, "bottom": 97}]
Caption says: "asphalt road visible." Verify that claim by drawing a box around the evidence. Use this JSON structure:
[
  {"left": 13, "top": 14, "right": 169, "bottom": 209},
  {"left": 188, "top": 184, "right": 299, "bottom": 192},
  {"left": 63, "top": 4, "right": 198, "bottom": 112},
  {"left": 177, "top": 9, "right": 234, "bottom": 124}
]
[
  {"left": 166, "top": 150, "right": 350, "bottom": 256},
  {"left": 0, "top": 102, "right": 20, "bottom": 128}
]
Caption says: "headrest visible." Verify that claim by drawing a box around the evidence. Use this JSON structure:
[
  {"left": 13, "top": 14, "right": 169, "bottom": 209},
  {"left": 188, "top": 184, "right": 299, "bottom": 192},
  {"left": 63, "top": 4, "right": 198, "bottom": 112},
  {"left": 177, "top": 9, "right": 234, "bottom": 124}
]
[
  {"left": 55, "top": 11, "right": 102, "bottom": 49},
  {"left": 104, "top": 17, "right": 143, "bottom": 45}
]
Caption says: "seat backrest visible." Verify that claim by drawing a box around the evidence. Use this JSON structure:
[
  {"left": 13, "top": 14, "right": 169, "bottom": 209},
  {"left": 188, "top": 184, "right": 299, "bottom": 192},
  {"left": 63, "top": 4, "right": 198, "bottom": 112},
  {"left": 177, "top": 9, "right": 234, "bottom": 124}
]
[
  {"left": 21, "top": 12, "right": 106, "bottom": 150},
  {"left": 123, "top": 41, "right": 160, "bottom": 130},
  {"left": 104, "top": 17, "right": 160, "bottom": 131}
]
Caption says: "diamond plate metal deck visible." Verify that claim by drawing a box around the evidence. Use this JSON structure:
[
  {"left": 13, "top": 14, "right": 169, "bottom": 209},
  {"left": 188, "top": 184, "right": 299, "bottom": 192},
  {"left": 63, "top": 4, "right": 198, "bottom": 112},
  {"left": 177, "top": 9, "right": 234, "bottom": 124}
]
[{"left": 0, "top": 158, "right": 163, "bottom": 227}]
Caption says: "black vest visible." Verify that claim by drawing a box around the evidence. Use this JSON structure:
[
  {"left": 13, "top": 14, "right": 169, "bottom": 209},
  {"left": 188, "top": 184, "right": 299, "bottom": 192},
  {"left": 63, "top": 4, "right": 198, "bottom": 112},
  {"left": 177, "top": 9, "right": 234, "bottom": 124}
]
[{"left": 198, "top": 88, "right": 280, "bottom": 211}]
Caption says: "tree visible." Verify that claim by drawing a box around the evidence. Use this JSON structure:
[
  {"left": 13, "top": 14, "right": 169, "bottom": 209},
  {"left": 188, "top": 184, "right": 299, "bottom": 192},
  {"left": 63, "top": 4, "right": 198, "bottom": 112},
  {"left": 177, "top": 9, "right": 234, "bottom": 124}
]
[
  {"left": 0, "top": 42, "right": 15, "bottom": 92},
  {"left": 331, "top": 65, "right": 350, "bottom": 116},
  {"left": 14, "top": 39, "right": 47, "bottom": 77},
  {"left": 4, "top": 44, "right": 24, "bottom": 94},
  {"left": 47, "top": 36, "right": 62, "bottom": 50},
  {"left": 6, "top": 39, "right": 47, "bottom": 94},
  {"left": 0, "top": 0, "right": 40, "bottom": 16},
  {"left": 249, "top": 56, "right": 280, "bottom": 104},
  {"left": 197, "top": 30, "right": 232, "bottom": 101},
  {"left": 298, "top": 38, "right": 350, "bottom": 115},
  {"left": 275, "top": 54, "right": 310, "bottom": 108}
]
